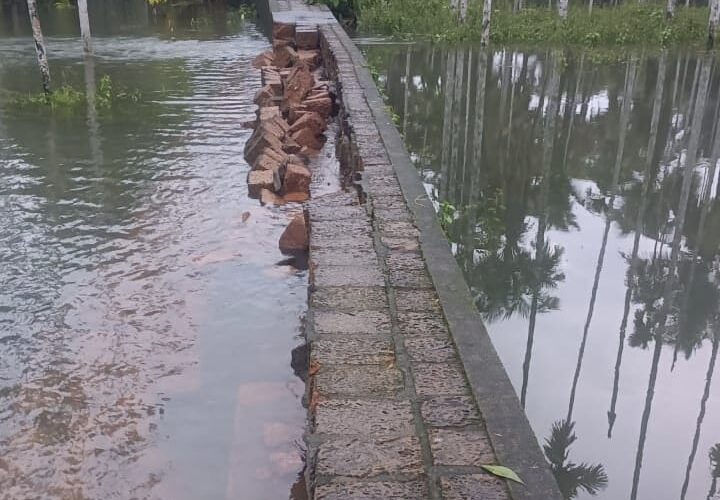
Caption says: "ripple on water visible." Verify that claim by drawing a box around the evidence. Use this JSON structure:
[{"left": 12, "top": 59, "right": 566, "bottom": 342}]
[{"left": 0, "top": 18, "right": 308, "bottom": 500}]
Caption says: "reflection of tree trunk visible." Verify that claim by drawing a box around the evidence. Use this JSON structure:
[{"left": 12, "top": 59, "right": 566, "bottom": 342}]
[
  {"left": 521, "top": 50, "right": 560, "bottom": 409},
  {"left": 26, "top": 0, "right": 51, "bottom": 96},
  {"left": 562, "top": 54, "right": 584, "bottom": 169},
  {"left": 686, "top": 60, "right": 701, "bottom": 134},
  {"left": 449, "top": 49, "right": 465, "bottom": 201},
  {"left": 460, "top": 49, "right": 473, "bottom": 209},
  {"left": 466, "top": 50, "right": 489, "bottom": 273},
  {"left": 84, "top": 54, "right": 103, "bottom": 168},
  {"left": 78, "top": 0, "right": 93, "bottom": 53},
  {"left": 680, "top": 269, "right": 719, "bottom": 500},
  {"left": 630, "top": 54, "right": 712, "bottom": 500},
  {"left": 608, "top": 53, "right": 666, "bottom": 438},
  {"left": 567, "top": 57, "right": 637, "bottom": 424},
  {"left": 440, "top": 50, "right": 457, "bottom": 202},
  {"left": 402, "top": 46, "right": 411, "bottom": 136}
]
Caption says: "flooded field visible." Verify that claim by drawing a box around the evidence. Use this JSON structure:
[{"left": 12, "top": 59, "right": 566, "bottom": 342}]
[{"left": 0, "top": 2, "right": 308, "bottom": 499}]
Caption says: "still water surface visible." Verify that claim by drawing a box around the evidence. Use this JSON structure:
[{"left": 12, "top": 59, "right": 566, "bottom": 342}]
[
  {"left": 360, "top": 41, "right": 720, "bottom": 500},
  {"left": 1, "top": 3, "right": 307, "bottom": 499}
]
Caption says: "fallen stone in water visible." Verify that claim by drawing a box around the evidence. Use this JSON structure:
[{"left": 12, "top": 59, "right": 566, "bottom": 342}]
[
  {"left": 282, "top": 139, "right": 302, "bottom": 155},
  {"left": 244, "top": 127, "right": 285, "bottom": 165},
  {"left": 260, "top": 188, "right": 284, "bottom": 206},
  {"left": 284, "top": 64, "right": 315, "bottom": 106},
  {"left": 279, "top": 214, "right": 308, "bottom": 254},
  {"left": 272, "top": 38, "right": 293, "bottom": 49},
  {"left": 295, "top": 27, "right": 319, "bottom": 50},
  {"left": 283, "top": 163, "right": 311, "bottom": 194},
  {"left": 248, "top": 170, "right": 275, "bottom": 198},
  {"left": 274, "top": 45, "right": 298, "bottom": 69},
  {"left": 253, "top": 151, "right": 284, "bottom": 172},
  {"left": 297, "top": 96, "right": 333, "bottom": 119},
  {"left": 253, "top": 85, "right": 280, "bottom": 108},
  {"left": 252, "top": 50, "right": 274, "bottom": 69},
  {"left": 272, "top": 21, "right": 295, "bottom": 43},
  {"left": 284, "top": 191, "right": 310, "bottom": 203},
  {"left": 288, "top": 111, "right": 325, "bottom": 137},
  {"left": 291, "top": 127, "right": 324, "bottom": 150},
  {"left": 297, "top": 50, "right": 321, "bottom": 70},
  {"left": 258, "top": 106, "right": 281, "bottom": 120}
]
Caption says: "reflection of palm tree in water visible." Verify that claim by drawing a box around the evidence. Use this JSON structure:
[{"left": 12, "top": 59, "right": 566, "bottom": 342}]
[
  {"left": 521, "top": 49, "right": 561, "bottom": 408},
  {"left": 608, "top": 53, "right": 667, "bottom": 437},
  {"left": 544, "top": 420, "right": 608, "bottom": 499},
  {"left": 678, "top": 112, "right": 720, "bottom": 499},
  {"left": 709, "top": 444, "right": 720, "bottom": 499},
  {"left": 567, "top": 56, "right": 637, "bottom": 426},
  {"left": 541, "top": 54, "right": 638, "bottom": 500},
  {"left": 630, "top": 54, "right": 714, "bottom": 500}
]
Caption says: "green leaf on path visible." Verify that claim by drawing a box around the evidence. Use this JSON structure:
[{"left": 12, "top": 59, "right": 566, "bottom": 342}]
[{"left": 481, "top": 465, "right": 524, "bottom": 484}]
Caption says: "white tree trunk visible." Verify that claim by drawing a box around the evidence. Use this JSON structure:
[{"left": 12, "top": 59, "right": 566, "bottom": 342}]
[
  {"left": 667, "top": 0, "right": 676, "bottom": 19},
  {"left": 25, "top": 0, "right": 51, "bottom": 96},
  {"left": 481, "top": 0, "right": 492, "bottom": 46},
  {"left": 459, "top": 0, "right": 468, "bottom": 21},
  {"left": 559, "top": 0, "right": 569, "bottom": 19},
  {"left": 78, "top": 0, "right": 93, "bottom": 53},
  {"left": 709, "top": 0, "right": 720, "bottom": 47}
]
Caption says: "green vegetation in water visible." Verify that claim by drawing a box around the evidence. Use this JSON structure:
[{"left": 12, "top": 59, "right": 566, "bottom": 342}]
[
  {"left": 315, "top": 0, "right": 711, "bottom": 47},
  {"left": 10, "top": 75, "right": 142, "bottom": 112}
]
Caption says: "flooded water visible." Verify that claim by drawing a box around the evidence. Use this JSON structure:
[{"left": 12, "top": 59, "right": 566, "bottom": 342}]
[
  {"left": 360, "top": 42, "right": 720, "bottom": 500},
  {"left": 0, "top": 2, "right": 309, "bottom": 499}
]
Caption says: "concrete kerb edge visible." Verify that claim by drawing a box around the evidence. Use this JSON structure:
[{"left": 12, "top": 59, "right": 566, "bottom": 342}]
[{"left": 324, "top": 22, "right": 563, "bottom": 500}]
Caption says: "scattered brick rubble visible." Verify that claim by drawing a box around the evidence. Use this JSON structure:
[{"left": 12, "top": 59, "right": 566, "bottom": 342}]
[{"left": 245, "top": 20, "right": 336, "bottom": 254}]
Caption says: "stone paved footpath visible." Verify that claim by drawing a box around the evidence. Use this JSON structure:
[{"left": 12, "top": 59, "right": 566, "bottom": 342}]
[{"left": 260, "top": 1, "right": 563, "bottom": 499}]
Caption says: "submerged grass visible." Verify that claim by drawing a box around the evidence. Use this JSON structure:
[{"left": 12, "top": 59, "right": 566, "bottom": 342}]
[
  {"left": 321, "top": 0, "right": 711, "bottom": 47},
  {"left": 9, "top": 75, "right": 142, "bottom": 112}
]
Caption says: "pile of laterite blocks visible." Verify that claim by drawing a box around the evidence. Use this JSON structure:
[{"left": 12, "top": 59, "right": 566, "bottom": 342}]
[{"left": 245, "top": 21, "right": 334, "bottom": 208}]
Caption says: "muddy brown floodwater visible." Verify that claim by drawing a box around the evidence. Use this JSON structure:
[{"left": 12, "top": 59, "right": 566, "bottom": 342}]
[{"left": 0, "top": 2, "right": 309, "bottom": 499}]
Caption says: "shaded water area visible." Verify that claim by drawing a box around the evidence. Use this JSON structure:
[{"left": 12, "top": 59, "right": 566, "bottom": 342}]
[
  {"left": 360, "top": 41, "right": 720, "bottom": 500},
  {"left": 0, "top": 3, "right": 309, "bottom": 499}
]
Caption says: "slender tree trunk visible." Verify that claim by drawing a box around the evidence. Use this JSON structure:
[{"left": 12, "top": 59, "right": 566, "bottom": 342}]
[
  {"left": 709, "top": 0, "right": 720, "bottom": 47},
  {"left": 686, "top": 0, "right": 691, "bottom": 7},
  {"left": 667, "top": 0, "right": 676, "bottom": 20},
  {"left": 589, "top": 0, "right": 594, "bottom": 15},
  {"left": 459, "top": 0, "right": 469, "bottom": 22},
  {"left": 608, "top": 53, "right": 666, "bottom": 439},
  {"left": 514, "top": 0, "right": 524, "bottom": 12},
  {"left": 568, "top": 57, "right": 637, "bottom": 424},
  {"left": 449, "top": 50, "right": 466, "bottom": 201},
  {"left": 521, "top": 50, "right": 561, "bottom": 409},
  {"left": 679, "top": 178, "right": 719, "bottom": 500},
  {"left": 402, "top": 47, "right": 412, "bottom": 136},
  {"left": 26, "top": 0, "right": 51, "bottom": 96},
  {"left": 78, "top": 0, "right": 93, "bottom": 53},
  {"left": 630, "top": 55, "right": 711, "bottom": 500},
  {"left": 559, "top": 0, "right": 569, "bottom": 20},
  {"left": 481, "top": 0, "right": 492, "bottom": 46},
  {"left": 440, "top": 50, "right": 457, "bottom": 202}
]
